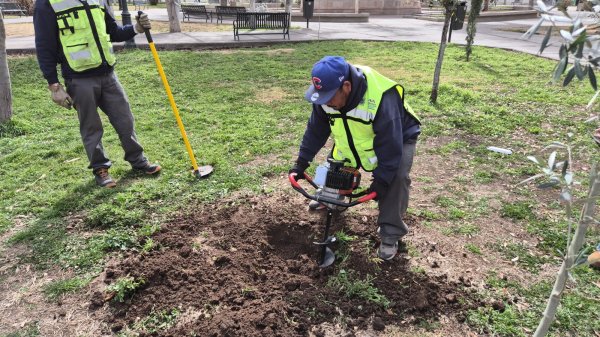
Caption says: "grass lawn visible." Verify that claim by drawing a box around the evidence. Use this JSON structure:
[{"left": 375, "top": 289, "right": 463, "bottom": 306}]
[{"left": 2, "top": 40, "right": 600, "bottom": 336}]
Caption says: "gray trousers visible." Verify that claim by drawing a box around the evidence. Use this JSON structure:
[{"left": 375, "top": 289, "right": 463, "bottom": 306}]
[
  {"left": 66, "top": 72, "right": 148, "bottom": 171},
  {"left": 377, "top": 138, "right": 417, "bottom": 245}
]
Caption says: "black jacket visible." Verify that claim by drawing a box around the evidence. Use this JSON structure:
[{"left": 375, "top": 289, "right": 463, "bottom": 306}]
[{"left": 34, "top": 0, "right": 137, "bottom": 84}]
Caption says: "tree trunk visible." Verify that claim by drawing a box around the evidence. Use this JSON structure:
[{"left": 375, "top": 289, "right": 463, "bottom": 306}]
[
  {"left": 220, "top": 0, "right": 227, "bottom": 6},
  {"left": 482, "top": 0, "right": 489, "bottom": 11},
  {"left": 430, "top": 6, "right": 452, "bottom": 103},
  {"left": 166, "top": 0, "right": 181, "bottom": 33},
  {"left": 250, "top": 0, "right": 255, "bottom": 11},
  {"left": 0, "top": 15, "right": 12, "bottom": 124},
  {"left": 465, "top": 0, "right": 483, "bottom": 61},
  {"left": 533, "top": 167, "right": 600, "bottom": 336},
  {"left": 285, "top": 0, "right": 292, "bottom": 13},
  {"left": 528, "top": 0, "right": 534, "bottom": 8}
]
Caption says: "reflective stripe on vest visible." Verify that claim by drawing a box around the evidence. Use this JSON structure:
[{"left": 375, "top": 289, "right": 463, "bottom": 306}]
[
  {"left": 323, "top": 66, "right": 419, "bottom": 171},
  {"left": 49, "top": 0, "right": 116, "bottom": 72}
]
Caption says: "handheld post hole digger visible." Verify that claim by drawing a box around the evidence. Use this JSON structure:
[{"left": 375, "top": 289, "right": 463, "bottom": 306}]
[{"left": 289, "top": 158, "right": 377, "bottom": 267}]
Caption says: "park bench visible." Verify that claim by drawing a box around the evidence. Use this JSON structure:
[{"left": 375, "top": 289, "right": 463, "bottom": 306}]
[
  {"left": 233, "top": 12, "right": 290, "bottom": 40},
  {"left": 133, "top": 0, "right": 147, "bottom": 11},
  {"left": 181, "top": 4, "right": 212, "bottom": 22},
  {"left": 0, "top": 1, "right": 26, "bottom": 16},
  {"left": 215, "top": 5, "right": 246, "bottom": 24}
]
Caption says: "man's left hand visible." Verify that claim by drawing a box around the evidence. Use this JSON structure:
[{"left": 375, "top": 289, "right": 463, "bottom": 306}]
[
  {"left": 369, "top": 179, "right": 388, "bottom": 201},
  {"left": 135, "top": 13, "right": 151, "bottom": 33}
]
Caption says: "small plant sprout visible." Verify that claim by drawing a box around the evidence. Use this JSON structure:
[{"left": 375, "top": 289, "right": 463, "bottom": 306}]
[{"left": 107, "top": 276, "right": 145, "bottom": 302}]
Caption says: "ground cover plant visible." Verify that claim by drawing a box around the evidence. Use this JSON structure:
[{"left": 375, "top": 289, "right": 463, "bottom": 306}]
[{"left": 1, "top": 40, "right": 599, "bottom": 336}]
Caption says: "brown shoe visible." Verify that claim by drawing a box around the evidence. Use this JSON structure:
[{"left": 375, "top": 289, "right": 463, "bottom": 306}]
[
  {"left": 133, "top": 163, "right": 161, "bottom": 175},
  {"left": 93, "top": 168, "right": 116, "bottom": 188}
]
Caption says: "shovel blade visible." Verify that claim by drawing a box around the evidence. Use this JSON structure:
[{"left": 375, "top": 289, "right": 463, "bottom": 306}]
[
  {"left": 319, "top": 246, "right": 335, "bottom": 268},
  {"left": 194, "top": 165, "right": 214, "bottom": 179}
]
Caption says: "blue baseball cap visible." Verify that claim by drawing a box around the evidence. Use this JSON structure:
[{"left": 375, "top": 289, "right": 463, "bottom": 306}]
[{"left": 304, "top": 56, "right": 349, "bottom": 105}]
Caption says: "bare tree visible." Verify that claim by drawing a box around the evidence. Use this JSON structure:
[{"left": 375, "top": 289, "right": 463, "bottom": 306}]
[
  {"left": 0, "top": 14, "right": 12, "bottom": 124},
  {"left": 166, "top": 0, "right": 181, "bottom": 33},
  {"left": 430, "top": 0, "right": 456, "bottom": 103}
]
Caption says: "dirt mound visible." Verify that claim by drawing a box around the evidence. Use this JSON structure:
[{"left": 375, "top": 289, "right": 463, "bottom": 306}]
[{"left": 93, "top": 192, "right": 478, "bottom": 336}]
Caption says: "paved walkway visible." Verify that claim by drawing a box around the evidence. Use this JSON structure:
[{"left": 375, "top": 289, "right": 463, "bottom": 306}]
[{"left": 7, "top": 7, "right": 590, "bottom": 60}]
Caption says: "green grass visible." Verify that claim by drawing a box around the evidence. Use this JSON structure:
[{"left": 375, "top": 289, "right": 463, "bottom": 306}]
[
  {"left": 326, "top": 269, "right": 391, "bottom": 309},
  {"left": 465, "top": 243, "right": 482, "bottom": 255},
  {"left": 119, "top": 308, "right": 180, "bottom": 336},
  {"left": 489, "top": 241, "right": 550, "bottom": 273},
  {"left": 2, "top": 41, "right": 600, "bottom": 335},
  {"left": 43, "top": 276, "right": 91, "bottom": 301},
  {"left": 468, "top": 269, "right": 600, "bottom": 336}
]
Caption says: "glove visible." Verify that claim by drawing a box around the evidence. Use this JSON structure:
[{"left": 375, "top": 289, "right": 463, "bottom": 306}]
[
  {"left": 48, "top": 83, "right": 73, "bottom": 109},
  {"left": 288, "top": 158, "right": 309, "bottom": 181},
  {"left": 135, "top": 13, "right": 151, "bottom": 33},
  {"left": 369, "top": 179, "right": 388, "bottom": 201}
]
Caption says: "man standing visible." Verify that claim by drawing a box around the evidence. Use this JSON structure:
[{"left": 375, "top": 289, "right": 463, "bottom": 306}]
[
  {"left": 290, "top": 56, "right": 420, "bottom": 260},
  {"left": 34, "top": 0, "right": 160, "bottom": 188}
]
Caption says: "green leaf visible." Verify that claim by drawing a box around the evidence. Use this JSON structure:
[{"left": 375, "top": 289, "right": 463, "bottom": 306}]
[
  {"left": 589, "top": 66, "right": 597, "bottom": 91},
  {"left": 564, "top": 172, "right": 573, "bottom": 185},
  {"left": 560, "top": 29, "right": 574, "bottom": 41},
  {"left": 561, "top": 159, "right": 569, "bottom": 176},
  {"left": 548, "top": 151, "right": 557, "bottom": 170},
  {"left": 560, "top": 190, "right": 572, "bottom": 202},
  {"left": 553, "top": 57, "right": 568, "bottom": 82},
  {"left": 527, "top": 155, "right": 539, "bottom": 164},
  {"left": 559, "top": 44, "right": 567, "bottom": 59},
  {"left": 538, "top": 180, "right": 559, "bottom": 189},
  {"left": 539, "top": 26, "right": 553, "bottom": 54},
  {"left": 575, "top": 40, "right": 585, "bottom": 59},
  {"left": 563, "top": 66, "right": 576, "bottom": 86},
  {"left": 575, "top": 60, "right": 584, "bottom": 80},
  {"left": 522, "top": 17, "right": 545, "bottom": 39}
]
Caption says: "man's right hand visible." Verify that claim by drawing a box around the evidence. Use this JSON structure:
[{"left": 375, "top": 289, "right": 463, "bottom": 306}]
[
  {"left": 48, "top": 83, "right": 73, "bottom": 109},
  {"left": 289, "top": 158, "right": 309, "bottom": 181},
  {"left": 135, "top": 13, "right": 151, "bottom": 33}
]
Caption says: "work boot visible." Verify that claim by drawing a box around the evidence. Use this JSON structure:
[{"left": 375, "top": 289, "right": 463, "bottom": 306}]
[
  {"left": 93, "top": 168, "right": 116, "bottom": 188},
  {"left": 378, "top": 242, "right": 398, "bottom": 261},
  {"left": 133, "top": 162, "right": 162, "bottom": 175}
]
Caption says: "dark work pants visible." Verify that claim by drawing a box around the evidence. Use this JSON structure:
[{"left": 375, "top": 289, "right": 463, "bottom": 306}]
[
  {"left": 377, "top": 138, "right": 417, "bottom": 245},
  {"left": 66, "top": 72, "right": 148, "bottom": 171}
]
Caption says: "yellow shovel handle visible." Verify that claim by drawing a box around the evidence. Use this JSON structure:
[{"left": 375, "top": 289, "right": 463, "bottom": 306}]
[
  {"left": 139, "top": 13, "right": 199, "bottom": 172},
  {"left": 147, "top": 42, "right": 199, "bottom": 172}
]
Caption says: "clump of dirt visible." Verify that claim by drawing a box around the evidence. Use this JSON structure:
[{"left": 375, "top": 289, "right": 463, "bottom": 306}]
[{"left": 93, "top": 192, "right": 479, "bottom": 336}]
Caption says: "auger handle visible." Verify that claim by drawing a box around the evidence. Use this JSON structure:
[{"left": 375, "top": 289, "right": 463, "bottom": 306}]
[{"left": 288, "top": 173, "right": 377, "bottom": 207}]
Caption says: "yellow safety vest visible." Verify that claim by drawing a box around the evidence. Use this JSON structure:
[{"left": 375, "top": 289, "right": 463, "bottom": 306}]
[
  {"left": 49, "top": 0, "right": 116, "bottom": 72},
  {"left": 323, "top": 66, "right": 420, "bottom": 171}
]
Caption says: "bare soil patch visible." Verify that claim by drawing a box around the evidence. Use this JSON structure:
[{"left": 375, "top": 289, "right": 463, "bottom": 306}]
[
  {"left": 2, "top": 137, "right": 558, "bottom": 336},
  {"left": 90, "top": 188, "right": 481, "bottom": 336}
]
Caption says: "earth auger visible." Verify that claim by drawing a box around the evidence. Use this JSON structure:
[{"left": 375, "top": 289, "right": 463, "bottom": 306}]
[{"left": 289, "top": 158, "right": 377, "bottom": 267}]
